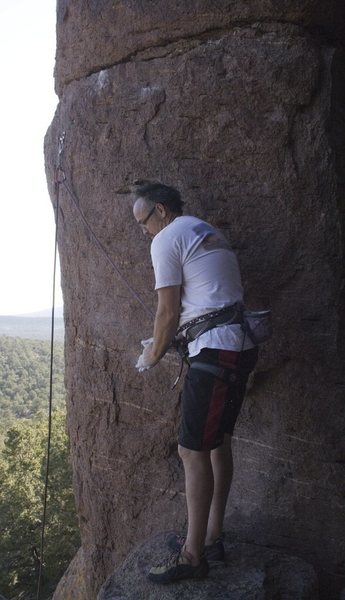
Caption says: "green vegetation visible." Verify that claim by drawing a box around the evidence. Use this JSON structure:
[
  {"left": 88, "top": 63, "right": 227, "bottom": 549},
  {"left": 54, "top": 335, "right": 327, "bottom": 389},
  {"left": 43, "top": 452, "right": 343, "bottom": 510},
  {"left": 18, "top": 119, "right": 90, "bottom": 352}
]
[
  {"left": 0, "top": 336, "right": 80, "bottom": 600},
  {"left": 0, "top": 336, "right": 65, "bottom": 445}
]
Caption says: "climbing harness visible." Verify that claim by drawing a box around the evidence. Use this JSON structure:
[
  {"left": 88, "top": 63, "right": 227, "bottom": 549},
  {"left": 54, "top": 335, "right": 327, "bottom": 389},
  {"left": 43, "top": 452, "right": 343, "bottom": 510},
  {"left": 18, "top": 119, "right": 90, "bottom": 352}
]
[
  {"left": 171, "top": 303, "right": 272, "bottom": 387},
  {"left": 170, "top": 304, "right": 242, "bottom": 389},
  {"left": 176, "top": 303, "right": 243, "bottom": 341}
]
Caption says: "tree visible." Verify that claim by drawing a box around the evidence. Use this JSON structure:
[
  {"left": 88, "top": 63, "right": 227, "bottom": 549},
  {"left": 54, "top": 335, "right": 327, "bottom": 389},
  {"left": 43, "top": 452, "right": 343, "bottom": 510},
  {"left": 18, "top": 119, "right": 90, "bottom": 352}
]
[{"left": 0, "top": 411, "right": 80, "bottom": 599}]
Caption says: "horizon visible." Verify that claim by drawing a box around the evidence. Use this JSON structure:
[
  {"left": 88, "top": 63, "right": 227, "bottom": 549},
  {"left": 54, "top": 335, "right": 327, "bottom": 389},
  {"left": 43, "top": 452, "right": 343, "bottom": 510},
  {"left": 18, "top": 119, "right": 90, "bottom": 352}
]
[
  {"left": 0, "top": 310, "right": 65, "bottom": 342},
  {"left": 0, "top": 306, "right": 64, "bottom": 318}
]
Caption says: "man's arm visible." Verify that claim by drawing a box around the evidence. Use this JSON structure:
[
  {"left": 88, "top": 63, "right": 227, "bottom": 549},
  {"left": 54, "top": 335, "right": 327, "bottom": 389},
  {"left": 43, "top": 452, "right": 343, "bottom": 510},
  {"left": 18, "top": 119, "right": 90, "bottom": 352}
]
[
  {"left": 135, "top": 285, "right": 181, "bottom": 371},
  {"left": 151, "top": 285, "right": 181, "bottom": 364}
]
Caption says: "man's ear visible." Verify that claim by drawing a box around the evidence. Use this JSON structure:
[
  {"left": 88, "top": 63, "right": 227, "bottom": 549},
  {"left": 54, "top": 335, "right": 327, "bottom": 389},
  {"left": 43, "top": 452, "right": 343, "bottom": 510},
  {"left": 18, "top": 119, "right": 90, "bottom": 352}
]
[{"left": 155, "top": 203, "right": 166, "bottom": 218}]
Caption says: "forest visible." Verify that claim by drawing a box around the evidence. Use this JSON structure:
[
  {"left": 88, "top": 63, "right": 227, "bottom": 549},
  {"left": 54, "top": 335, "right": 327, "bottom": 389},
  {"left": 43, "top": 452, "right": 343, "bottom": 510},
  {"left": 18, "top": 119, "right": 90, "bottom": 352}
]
[{"left": 0, "top": 336, "right": 80, "bottom": 600}]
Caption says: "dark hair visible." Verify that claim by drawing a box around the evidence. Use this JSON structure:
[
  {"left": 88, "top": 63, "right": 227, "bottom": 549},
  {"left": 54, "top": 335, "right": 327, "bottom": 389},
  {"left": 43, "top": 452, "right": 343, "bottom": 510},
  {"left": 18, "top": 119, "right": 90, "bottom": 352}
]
[{"left": 132, "top": 179, "right": 185, "bottom": 215}]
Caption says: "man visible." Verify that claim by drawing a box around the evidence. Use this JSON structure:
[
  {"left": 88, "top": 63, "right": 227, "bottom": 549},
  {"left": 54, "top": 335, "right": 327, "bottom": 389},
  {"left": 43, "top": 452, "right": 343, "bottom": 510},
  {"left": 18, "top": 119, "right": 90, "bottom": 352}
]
[{"left": 133, "top": 180, "right": 258, "bottom": 584}]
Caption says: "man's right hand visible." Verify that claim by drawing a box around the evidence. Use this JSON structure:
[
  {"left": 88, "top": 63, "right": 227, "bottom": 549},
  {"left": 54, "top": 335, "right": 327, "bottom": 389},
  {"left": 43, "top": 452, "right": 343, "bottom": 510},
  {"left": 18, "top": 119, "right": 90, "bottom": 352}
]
[{"left": 135, "top": 338, "right": 155, "bottom": 372}]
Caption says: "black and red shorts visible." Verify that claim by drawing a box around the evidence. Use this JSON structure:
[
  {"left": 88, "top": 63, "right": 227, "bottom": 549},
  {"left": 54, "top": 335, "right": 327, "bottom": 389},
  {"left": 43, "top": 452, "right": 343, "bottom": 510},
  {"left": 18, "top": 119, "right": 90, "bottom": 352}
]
[{"left": 178, "top": 347, "right": 258, "bottom": 451}]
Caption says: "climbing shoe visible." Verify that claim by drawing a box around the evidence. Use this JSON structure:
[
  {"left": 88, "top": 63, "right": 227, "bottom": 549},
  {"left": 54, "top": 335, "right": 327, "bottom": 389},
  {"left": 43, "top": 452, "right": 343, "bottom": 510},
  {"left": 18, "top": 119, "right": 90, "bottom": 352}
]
[
  {"left": 147, "top": 549, "right": 209, "bottom": 584},
  {"left": 166, "top": 533, "right": 225, "bottom": 562}
]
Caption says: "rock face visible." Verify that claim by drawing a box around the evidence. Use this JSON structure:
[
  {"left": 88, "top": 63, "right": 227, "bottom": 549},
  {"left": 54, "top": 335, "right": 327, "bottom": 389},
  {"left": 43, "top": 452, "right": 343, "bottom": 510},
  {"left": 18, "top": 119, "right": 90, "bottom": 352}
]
[
  {"left": 45, "top": 2, "right": 345, "bottom": 599},
  {"left": 51, "top": 548, "right": 87, "bottom": 600},
  {"left": 97, "top": 533, "right": 318, "bottom": 600}
]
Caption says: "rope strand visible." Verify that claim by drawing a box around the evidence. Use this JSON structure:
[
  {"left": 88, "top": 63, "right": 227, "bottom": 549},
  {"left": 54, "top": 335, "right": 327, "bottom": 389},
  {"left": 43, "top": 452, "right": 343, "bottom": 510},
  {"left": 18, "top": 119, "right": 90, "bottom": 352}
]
[
  {"left": 36, "top": 179, "right": 60, "bottom": 600},
  {"left": 36, "top": 135, "right": 155, "bottom": 597},
  {"left": 55, "top": 132, "right": 153, "bottom": 318},
  {"left": 61, "top": 178, "right": 154, "bottom": 319}
]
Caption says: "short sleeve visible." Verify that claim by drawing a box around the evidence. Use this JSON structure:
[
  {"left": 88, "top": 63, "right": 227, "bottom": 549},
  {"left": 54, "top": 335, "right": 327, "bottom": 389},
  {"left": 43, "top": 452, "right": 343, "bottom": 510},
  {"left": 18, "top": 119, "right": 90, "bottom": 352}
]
[{"left": 151, "top": 235, "right": 182, "bottom": 290}]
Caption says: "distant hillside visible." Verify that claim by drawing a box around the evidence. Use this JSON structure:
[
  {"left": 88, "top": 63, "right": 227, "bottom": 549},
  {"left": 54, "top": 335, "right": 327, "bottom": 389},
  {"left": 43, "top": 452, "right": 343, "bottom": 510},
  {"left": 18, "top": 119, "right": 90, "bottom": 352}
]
[
  {"left": 0, "top": 316, "right": 64, "bottom": 341},
  {"left": 18, "top": 306, "right": 64, "bottom": 318}
]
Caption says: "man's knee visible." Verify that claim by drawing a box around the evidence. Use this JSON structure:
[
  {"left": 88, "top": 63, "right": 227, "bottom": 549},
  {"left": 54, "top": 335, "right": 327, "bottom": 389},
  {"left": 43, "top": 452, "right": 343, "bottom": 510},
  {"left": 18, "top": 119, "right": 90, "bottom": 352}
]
[
  {"left": 178, "top": 444, "right": 210, "bottom": 462},
  {"left": 178, "top": 444, "right": 192, "bottom": 461},
  {"left": 211, "top": 433, "right": 232, "bottom": 456}
]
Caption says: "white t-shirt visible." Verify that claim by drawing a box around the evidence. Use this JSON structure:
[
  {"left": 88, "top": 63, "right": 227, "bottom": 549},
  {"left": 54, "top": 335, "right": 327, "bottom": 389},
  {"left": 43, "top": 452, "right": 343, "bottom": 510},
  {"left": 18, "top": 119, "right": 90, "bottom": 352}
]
[{"left": 150, "top": 216, "right": 254, "bottom": 355}]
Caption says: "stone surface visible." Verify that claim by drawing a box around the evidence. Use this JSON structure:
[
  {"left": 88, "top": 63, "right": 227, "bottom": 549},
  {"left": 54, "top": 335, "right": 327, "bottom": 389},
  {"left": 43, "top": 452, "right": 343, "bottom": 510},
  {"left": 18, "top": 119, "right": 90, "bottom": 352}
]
[
  {"left": 52, "top": 548, "right": 88, "bottom": 600},
  {"left": 54, "top": 0, "right": 345, "bottom": 96},
  {"left": 97, "top": 533, "right": 318, "bottom": 600},
  {"left": 45, "top": 2, "right": 345, "bottom": 599}
]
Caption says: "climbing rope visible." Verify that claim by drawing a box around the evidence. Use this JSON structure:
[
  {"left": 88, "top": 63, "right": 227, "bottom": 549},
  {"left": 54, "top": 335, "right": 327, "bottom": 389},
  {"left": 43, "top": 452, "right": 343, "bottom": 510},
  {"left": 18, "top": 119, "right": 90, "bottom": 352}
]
[
  {"left": 36, "top": 156, "right": 61, "bottom": 600},
  {"left": 36, "top": 133, "right": 157, "bottom": 598},
  {"left": 56, "top": 132, "right": 154, "bottom": 319}
]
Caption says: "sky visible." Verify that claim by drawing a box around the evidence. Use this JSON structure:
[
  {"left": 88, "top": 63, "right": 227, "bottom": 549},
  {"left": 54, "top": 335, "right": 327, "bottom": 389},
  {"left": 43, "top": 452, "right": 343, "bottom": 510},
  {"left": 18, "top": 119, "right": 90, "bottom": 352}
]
[{"left": 0, "top": 0, "right": 63, "bottom": 315}]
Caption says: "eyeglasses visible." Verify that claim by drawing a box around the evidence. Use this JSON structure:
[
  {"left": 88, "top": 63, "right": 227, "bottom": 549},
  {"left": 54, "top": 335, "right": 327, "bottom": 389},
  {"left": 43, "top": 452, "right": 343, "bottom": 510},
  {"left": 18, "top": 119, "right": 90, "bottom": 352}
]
[{"left": 138, "top": 205, "right": 156, "bottom": 228}]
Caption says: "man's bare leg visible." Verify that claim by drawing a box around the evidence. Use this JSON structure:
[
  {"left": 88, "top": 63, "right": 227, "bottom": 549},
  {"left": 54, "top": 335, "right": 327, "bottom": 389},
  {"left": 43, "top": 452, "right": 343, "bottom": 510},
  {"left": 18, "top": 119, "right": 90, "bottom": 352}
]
[
  {"left": 206, "top": 433, "right": 233, "bottom": 545},
  {"left": 178, "top": 445, "right": 214, "bottom": 564}
]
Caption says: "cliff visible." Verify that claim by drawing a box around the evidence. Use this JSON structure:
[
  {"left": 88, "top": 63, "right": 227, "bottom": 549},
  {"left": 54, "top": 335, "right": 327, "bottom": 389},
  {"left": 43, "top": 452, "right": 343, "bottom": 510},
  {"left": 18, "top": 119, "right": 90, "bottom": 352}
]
[{"left": 44, "top": 1, "right": 345, "bottom": 598}]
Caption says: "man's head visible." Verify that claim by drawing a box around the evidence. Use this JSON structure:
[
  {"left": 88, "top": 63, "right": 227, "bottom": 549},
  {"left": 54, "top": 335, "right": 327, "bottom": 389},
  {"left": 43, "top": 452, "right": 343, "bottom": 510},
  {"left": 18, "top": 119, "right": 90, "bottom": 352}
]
[{"left": 132, "top": 180, "right": 184, "bottom": 238}]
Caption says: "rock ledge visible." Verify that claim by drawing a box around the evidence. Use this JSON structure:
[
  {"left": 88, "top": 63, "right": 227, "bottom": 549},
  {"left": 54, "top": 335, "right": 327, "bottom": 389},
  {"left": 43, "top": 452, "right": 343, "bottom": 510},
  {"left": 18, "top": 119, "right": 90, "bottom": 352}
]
[{"left": 97, "top": 532, "right": 318, "bottom": 600}]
